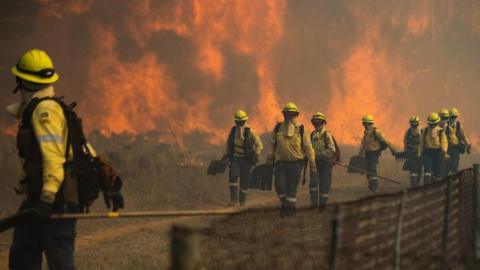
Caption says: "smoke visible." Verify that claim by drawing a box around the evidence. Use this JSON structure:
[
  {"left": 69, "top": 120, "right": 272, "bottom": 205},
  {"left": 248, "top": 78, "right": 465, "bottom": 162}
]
[{"left": 1, "top": 0, "right": 479, "bottom": 148}]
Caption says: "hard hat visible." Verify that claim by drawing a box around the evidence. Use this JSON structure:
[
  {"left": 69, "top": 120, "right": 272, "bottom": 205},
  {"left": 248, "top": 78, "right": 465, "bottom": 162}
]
[
  {"left": 311, "top": 112, "right": 327, "bottom": 122},
  {"left": 11, "top": 49, "right": 59, "bottom": 84},
  {"left": 234, "top": 110, "right": 248, "bottom": 121},
  {"left": 362, "top": 115, "right": 374, "bottom": 124},
  {"left": 282, "top": 102, "right": 299, "bottom": 113},
  {"left": 439, "top": 109, "right": 450, "bottom": 119},
  {"left": 409, "top": 115, "right": 421, "bottom": 124},
  {"left": 450, "top": 108, "right": 460, "bottom": 117},
  {"left": 427, "top": 112, "right": 441, "bottom": 125}
]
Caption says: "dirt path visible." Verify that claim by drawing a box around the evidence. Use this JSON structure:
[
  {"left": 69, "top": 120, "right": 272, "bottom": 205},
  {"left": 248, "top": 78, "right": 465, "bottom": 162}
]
[
  {"left": 0, "top": 182, "right": 393, "bottom": 269},
  {"left": 0, "top": 194, "right": 277, "bottom": 270}
]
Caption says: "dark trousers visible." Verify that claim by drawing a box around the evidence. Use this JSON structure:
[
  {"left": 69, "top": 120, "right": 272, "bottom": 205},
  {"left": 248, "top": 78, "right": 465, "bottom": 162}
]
[
  {"left": 406, "top": 156, "right": 423, "bottom": 188},
  {"left": 365, "top": 151, "right": 381, "bottom": 191},
  {"left": 309, "top": 159, "right": 333, "bottom": 207},
  {"left": 423, "top": 148, "right": 444, "bottom": 184},
  {"left": 274, "top": 161, "right": 302, "bottom": 209},
  {"left": 447, "top": 147, "right": 461, "bottom": 175},
  {"left": 9, "top": 202, "right": 77, "bottom": 270},
  {"left": 229, "top": 158, "right": 251, "bottom": 204}
]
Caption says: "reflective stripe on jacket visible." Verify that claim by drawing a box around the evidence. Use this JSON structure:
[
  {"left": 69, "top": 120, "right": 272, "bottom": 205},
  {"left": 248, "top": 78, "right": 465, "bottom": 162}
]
[
  {"left": 224, "top": 125, "right": 263, "bottom": 158},
  {"left": 18, "top": 87, "right": 69, "bottom": 196},
  {"left": 403, "top": 127, "right": 421, "bottom": 153},
  {"left": 311, "top": 127, "right": 335, "bottom": 159}
]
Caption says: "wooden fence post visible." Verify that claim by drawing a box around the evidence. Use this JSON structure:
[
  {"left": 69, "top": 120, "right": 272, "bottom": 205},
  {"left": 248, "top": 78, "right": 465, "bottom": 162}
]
[
  {"left": 474, "top": 164, "right": 480, "bottom": 260},
  {"left": 442, "top": 176, "right": 452, "bottom": 269},
  {"left": 393, "top": 189, "right": 407, "bottom": 270},
  {"left": 170, "top": 225, "right": 201, "bottom": 270},
  {"left": 329, "top": 205, "right": 341, "bottom": 270}
]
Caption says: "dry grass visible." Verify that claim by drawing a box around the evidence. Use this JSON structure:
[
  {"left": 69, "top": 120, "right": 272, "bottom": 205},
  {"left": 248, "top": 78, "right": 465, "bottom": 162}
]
[{"left": 0, "top": 132, "right": 479, "bottom": 269}]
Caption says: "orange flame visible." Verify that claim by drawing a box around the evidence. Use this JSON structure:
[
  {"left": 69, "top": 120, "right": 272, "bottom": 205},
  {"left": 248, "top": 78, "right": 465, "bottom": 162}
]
[
  {"left": 4, "top": 0, "right": 478, "bottom": 149},
  {"left": 37, "top": 0, "right": 92, "bottom": 18},
  {"left": 326, "top": 14, "right": 412, "bottom": 148},
  {"left": 2, "top": 125, "right": 16, "bottom": 137},
  {"left": 80, "top": 0, "right": 286, "bottom": 144}
]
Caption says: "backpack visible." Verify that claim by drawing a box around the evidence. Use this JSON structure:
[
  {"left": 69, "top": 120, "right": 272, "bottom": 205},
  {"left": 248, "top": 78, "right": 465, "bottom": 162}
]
[
  {"left": 372, "top": 127, "right": 388, "bottom": 152},
  {"left": 446, "top": 122, "right": 467, "bottom": 153},
  {"left": 323, "top": 131, "right": 341, "bottom": 163},
  {"left": 405, "top": 128, "right": 421, "bottom": 151},
  {"left": 227, "top": 126, "right": 256, "bottom": 165},
  {"left": 310, "top": 130, "right": 341, "bottom": 164},
  {"left": 22, "top": 97, "right": 112, "bottom": 212}
]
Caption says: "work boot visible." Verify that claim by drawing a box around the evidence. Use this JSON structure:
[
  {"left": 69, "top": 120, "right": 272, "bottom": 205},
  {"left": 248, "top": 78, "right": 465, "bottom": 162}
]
[
  {"left": 239, "top": 191, "right": 247, "bottom": 206},
  {"left": 229, "top": 185, "right": 238, "bottom": 203},
  {"left": 410, "top": 175, "right": 418, "bottom": 188},
  {"left": 309, "top": 190, "right": 318, "bottom": 209},
  {"left": 279, "top": 205, "right": 288, "bottom": 217},
  {"left": 423, "top": 174, "right": 432, "bottom": 185},
  {"left": 319, "top": 196, "right": 328, "bottom": 210},
  {"left": 368, "top": 178, "right": 378, "bottom": 192},
  {"left": 285, "top": 205, "right": 296, "bottom": 217}
]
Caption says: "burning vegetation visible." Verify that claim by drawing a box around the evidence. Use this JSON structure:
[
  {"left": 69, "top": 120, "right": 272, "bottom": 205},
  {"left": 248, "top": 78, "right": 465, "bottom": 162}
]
[{"left": 1, "top": 0, "right": 480, "bottom": 148}]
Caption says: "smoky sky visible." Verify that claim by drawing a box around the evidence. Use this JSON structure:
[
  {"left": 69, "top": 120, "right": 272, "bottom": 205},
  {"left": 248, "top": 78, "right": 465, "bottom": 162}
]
[{"left": 1, "top": 0, "right": 480, "bottom": 146}]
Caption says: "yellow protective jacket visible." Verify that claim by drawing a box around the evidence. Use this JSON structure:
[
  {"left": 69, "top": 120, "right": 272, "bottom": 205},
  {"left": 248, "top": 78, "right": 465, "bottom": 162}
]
[
  {"left": 359, "top": 127, "right": 392, "bottom": 155},
  {"left": 447, "top": 121, "right": 470, "bottom": 146},
  {"left": 419, "top": 126, "right": 448, "bottom": 156},
  {"left": 13, "top": 87, "right": 69, "bottom": 203},
  {"left": 267, "top": 121, "right": 316, "bottom": 169},
  {"left": 311, "top": 127, "right": 335, "bottom": 160},
  {"left": 224, "top": 124, "right": 263, "bottom": 158}
]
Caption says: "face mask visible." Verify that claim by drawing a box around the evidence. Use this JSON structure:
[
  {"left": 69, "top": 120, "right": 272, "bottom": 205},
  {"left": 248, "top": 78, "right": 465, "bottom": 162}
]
[
  {"left": 235, "top": 120, "right": 246, "bottom": 126},
  {"left": 363, "top": 123, "right": 373, "bottom": 130},
  {"left": 311, "top": 121, "right": 324, "bottom": 129},
  {"left": 20, "top": 88, "right": 38, "bottom": 103}
]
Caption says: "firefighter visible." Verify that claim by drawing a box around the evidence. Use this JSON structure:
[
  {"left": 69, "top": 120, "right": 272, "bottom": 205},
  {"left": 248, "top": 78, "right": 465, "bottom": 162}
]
[
  {"left": 438, "top": 108, "right": 453, "bottom": 176},
  {"left": 403, "top": 115, "right": 423, "bottom": 188},
  {"left": 446, "top": 108, "right": 471, "bottom": 174},
  {"left": 439, "top": 109, "right": 450, "bottom": 130},
  {"left": 419, "top": 112, "right": 448, "bottom": 184},
  {"left": 309, "top": 112, "right": 336, "bottom": 209},
  {"left": 438, "top": 109, "right": 450, "bottom": 127},
  {"left": 7, "top": 49, "right": 77, "bottom": 269},
  {"left": 223, "top": 110, "right": 263, "bottom": 206},
  {"left": 358, "top": 115, "right": 396, "bottom": 192},
  {"left": 267, "top": 102, "right": 316, "bottom": 216}
]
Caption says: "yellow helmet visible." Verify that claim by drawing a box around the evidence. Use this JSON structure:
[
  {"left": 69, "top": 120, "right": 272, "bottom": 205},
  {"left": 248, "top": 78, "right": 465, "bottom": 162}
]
[
  {"left": 450, "top": 108, "right": 460, "bottom": 117},
  {"left": 11, "top": 49, "right": 59, "bottom": 84},
  {"left": 362, "top": 114, "right": 374, "bottom": 124},
  {"left": 439, "top": 108, "right": 450, "bottom": 119},
  {"left": 282, "top": 102, "right": 299, "bottom": 113},
  {"left": 427, "top": 112, "right": 441, "bottom": 125},
  {"left": 311, "top": 112, "right": 327, "bottom": 122},
  {"left": 409, "top": 115, "right": 421, "bottom": 124},
  {"left": 234, "top": 110, "right": 248, "bottom": 121}
]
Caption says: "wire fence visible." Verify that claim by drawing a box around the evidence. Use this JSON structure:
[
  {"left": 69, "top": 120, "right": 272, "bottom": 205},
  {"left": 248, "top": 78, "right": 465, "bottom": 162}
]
[{"left": 192, "top": 168, "right": 477, "bottom": 269}]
